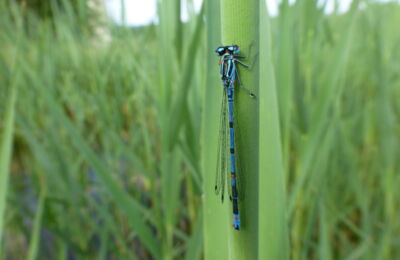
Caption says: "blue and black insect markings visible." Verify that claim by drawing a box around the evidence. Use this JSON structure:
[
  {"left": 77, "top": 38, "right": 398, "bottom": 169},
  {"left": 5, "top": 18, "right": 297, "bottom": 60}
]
[{"left": 214, "top": 45, "right": 255, "bottom": 230}]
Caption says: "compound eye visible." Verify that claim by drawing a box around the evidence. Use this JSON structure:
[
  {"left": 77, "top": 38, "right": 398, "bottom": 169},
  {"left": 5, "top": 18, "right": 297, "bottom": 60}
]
[
  {"left": 227, "top": 46, "right": 234, "bottom": 52},
  {"left": 216, "top": 47, "right": 225, "bottom": 55}
]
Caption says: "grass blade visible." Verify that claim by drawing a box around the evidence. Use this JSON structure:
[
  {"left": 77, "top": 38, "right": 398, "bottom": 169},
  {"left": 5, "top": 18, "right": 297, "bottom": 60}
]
[
  {"left": 202, "top": 0, "right": 230, "bottom": 259},
  {"left": 184, "top": 211, "right": 203, "bottom": 260},
  {"left": 30, "top": 80, "right": 161, "bottom": 259},
  {"left": 0, "top": 84, "right": 17, "bottom": 247},
  {"left": 258, "top": 1, "right": 289, "bottom": 259},
  {"left": 27, "top": 191, "right": 46, "bottom": 260},
  {"left": 220, "top": 0, "right": 259, "bottom": 258}
]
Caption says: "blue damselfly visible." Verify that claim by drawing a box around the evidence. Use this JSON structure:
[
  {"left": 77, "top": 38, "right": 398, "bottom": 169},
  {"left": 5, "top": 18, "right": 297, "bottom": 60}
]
[{"left": 214, "top": 45, "right": 255, "bottom": 230}]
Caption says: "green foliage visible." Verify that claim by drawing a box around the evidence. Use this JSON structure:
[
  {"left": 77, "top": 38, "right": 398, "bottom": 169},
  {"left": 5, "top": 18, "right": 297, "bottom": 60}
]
[
  {"left": 0, "top": 0, "right": 400, "bottom": 259},
  {"left": 1, "top": 1, "right": 203, "bottom": 259},
  {"left": 0, "top": 73, "right": 17, "bottom": 252},
  {"left": 201, "top": 0, "right": 230, "bottom": 259},
  {"left": 258, "top": 1, "right": 289, "bottom": 259},
  {"left": 14, "top": 0, "right": 91, "bottom": 18},
  {"left": 277, "top": 1, "right": 400, "bottom": 259}
]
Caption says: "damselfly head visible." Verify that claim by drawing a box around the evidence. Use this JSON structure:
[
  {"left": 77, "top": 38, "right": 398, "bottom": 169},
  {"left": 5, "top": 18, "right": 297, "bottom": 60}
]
[{"left": 215, "top": 45, "right": 240, "bottom": 56}]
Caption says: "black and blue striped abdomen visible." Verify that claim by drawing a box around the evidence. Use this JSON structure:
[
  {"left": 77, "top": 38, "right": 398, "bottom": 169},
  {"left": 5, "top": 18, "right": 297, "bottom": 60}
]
[{"left": 227, "top": 85, "right": 240, "bottom": 230}]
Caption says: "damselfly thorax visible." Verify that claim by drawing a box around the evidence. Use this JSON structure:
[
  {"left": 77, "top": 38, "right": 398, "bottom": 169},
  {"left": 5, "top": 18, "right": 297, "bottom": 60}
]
[{"left": 219, "top": 53, "right": 237, "bottom": 87}]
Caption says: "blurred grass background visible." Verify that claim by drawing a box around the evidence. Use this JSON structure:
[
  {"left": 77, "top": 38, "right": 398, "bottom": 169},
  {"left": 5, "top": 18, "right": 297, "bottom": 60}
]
[{"left": 0, "top": 0, "right": 399, "bottom": 259}]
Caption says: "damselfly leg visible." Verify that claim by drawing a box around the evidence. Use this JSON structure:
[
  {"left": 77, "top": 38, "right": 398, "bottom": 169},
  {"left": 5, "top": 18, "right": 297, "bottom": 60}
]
[{"left": 235, "top": 68, "right": 256, "bottom": 98}]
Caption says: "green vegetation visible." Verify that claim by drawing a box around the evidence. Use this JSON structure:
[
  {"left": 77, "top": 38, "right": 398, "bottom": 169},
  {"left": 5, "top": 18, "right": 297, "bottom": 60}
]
[
  {"left": 0, "top": 0, "right": 399, "bottom": 259},
  {"left": 0, "top": 63, "right": 17, "bottom": 249}
]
